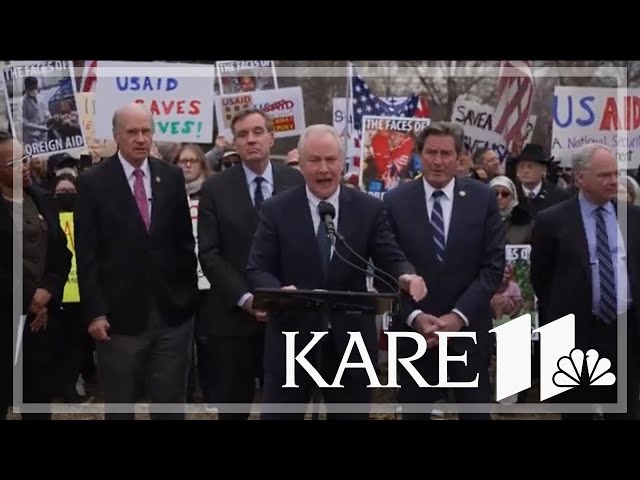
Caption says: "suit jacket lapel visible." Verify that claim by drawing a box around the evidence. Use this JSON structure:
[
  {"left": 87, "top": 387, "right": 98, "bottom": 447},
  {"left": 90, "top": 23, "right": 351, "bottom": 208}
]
[
  {"left": 291, "top": 186, "right": 324, "bottom": 283},
  {"left": 444, "top": 178, "right": 473, "bottom": 264},
  {"left": 106, "top": 156, "right": 148, "bottom": 235},
  {"left": 410, "top": 179, "right": 440, "bottom": 267},
  {"left": 330, "top": 187, "right": 355, "bottom": 275},
  {"left": 233, "top": 164, "right": 258, "bottom": 228},
  {"left": 148, "top": 159, "right": 165, "bottom": 236},
  {"left": 272, "top": 163, "right": 286, "bottom": 195},
  {"left": 568, "top": 196, "right": 591, "bottom": 280}
]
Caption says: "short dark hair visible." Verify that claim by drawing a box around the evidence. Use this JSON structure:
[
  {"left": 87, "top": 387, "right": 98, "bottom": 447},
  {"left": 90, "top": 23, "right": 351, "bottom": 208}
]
[
  {"left": 473, "top": 147, "right": 490, "bottom": 165},
  {"left": 416, "top": 121, "right": 464, "bottom": 156},
  {"left": 230, "top": 108, "right": 272, "bottom": 136},
  {"left": 24, "top": 76, "right": 38, "bottom": 91}
]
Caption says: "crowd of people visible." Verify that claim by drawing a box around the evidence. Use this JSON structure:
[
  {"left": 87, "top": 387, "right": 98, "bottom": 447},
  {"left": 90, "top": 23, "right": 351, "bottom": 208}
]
[{"left": 1, "top": 103, "right": 639, "bottom": 420}]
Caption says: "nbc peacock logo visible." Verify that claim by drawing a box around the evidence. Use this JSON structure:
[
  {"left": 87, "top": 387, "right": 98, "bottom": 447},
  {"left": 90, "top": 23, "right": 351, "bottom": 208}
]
[
  {"left": 492, "top": 313, "right": 618, "bottom": 402},
  {"left": 552, "top": 348, "right": 616, "bottom": 388}
]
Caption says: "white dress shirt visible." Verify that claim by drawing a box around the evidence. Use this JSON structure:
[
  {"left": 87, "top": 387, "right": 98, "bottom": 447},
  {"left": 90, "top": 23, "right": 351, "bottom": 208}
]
[
  {"left": 522, "top": 182, "right": 542, "bottom": 199},
  {"left": 118, "top": 152, "right": 152, "bottom": 217},
  {"left": 407, "top": 177, "right": 469, "bottom": 328},
  {"left": 237, "top": 161, "right": 275, "bottom": 308}
]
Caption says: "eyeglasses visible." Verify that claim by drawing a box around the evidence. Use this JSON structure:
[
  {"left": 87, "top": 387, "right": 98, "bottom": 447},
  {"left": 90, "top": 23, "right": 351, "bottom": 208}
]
[
  {"left": 1, "top": 154, "right": 31, "bottom": 169},
  {"left": 177, "top": 158, "right": 199, "bottom": 166},
  {"left": 495, "top": 190, "right": 511, "bottom": 198}
]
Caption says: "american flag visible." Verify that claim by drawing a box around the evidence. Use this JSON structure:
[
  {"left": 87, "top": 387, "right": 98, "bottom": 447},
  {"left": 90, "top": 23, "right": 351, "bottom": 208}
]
[
  {"left": 79, "top": 60, "right": 98, "bottom": 92},
  {"left": 351, "top": 70, "right": 424, "bottom": 133},
  {"left": 493, "top": 61, "right": 534, "bottom": 152}
]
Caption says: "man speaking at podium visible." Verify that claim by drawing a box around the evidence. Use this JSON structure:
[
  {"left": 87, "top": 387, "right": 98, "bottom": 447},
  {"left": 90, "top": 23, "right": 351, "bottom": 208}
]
[{"left": 247, "top": 124, "right": 426, "bottom": 420}]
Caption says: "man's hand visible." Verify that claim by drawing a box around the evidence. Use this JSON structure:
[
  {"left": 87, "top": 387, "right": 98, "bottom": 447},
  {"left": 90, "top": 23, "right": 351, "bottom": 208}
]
[
  {"left": 29, "top": 288, "right": 52, "bottom": 314},
  {"left": 243, "top": 293, "right": 272, "bottom": 322},
  {"left": 241, "top": 294, "right": 256, "bottom": 315},
  {"left": 30, "top": 307, "right": 48, "bottom": 333},
  {"left": 282, "top": 285, "right": 297, "bottom": 291},
  {"left": 437, "top": 312, "right": 465, "bottom": 332},
  {"left": 89, "top": 316, "right": 111, "bottom": 342},
  {"left": 399, "top": 274, "right": 428, "bottom": 302},
  {"left": 413, "top": 313, "right": 444, "bottom": 349}
]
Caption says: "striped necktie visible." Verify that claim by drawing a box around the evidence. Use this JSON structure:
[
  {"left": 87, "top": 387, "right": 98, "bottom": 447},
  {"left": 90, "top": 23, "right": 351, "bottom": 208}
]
[
  {"left": 431, "top": 190, "right": 446, "bottom": 263},
  {"left": 595, "top": 206, "right": 617, "bottom": 324}
]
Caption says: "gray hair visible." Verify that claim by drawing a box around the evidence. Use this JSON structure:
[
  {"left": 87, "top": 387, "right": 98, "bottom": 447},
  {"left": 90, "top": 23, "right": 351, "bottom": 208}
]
[
  {"left": 297, "top": 124, "right": 345, "bottom": 159},
  {"left": 572, "top": 143, "right": 613, "bottom": 174}
]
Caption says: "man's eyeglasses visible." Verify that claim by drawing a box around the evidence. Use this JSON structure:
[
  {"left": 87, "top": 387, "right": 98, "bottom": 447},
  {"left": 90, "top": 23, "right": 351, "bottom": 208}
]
[
  {"left": 495, "top": 190, "right": 511, "bottom": 198},
  {"left": 1, "top": 154, "right": 32, "bottom": 169}
]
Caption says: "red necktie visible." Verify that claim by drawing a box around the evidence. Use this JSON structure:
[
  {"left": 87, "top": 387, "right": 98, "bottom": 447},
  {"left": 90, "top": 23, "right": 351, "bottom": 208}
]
[{"left": 133, "top": 169, "right": 150, "bottom": 231}]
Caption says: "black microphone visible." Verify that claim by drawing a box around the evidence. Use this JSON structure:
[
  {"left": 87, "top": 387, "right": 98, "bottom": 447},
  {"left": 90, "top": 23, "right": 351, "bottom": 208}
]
[
  {"left": 317, "top": 201, "right": 400, "bottom": 295},
  {"left": 318, "top": 201, "right": 337, "bottom": 243}
]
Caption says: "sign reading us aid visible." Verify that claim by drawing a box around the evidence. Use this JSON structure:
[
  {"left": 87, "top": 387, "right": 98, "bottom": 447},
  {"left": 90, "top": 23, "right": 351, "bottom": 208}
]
[{"left": 283, "top": 314, "right": 616, "bottom": 402}]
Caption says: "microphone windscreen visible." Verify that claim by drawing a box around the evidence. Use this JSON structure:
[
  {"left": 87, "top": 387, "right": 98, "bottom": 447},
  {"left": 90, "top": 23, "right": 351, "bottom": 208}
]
[{"left": 318, "top": 201, "right": 335, "bottom": 219}]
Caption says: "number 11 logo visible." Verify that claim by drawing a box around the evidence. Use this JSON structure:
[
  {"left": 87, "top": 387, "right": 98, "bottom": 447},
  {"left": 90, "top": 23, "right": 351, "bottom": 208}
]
[{"left": 491, "top": 314, "right": 616, "bottom": 402}]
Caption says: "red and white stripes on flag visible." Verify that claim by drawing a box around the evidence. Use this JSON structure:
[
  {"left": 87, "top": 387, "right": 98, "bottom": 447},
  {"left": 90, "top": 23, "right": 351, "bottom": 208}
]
[
  {"left": 79, "top": 60, "right": 98, "bottom": 92},
  {"left": 493, "top": 61, "right": 534, "bottom": 152}
]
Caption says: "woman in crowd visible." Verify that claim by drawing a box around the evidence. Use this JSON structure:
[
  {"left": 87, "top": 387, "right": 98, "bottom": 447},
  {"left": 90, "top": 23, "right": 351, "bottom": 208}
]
[
  {"left": 174, "top": 144, "right": 211, "bottom": 200},
  {"left": 489, "top": 175, "right": 534, "bottom": 244},
  {"left": 50, "top": 174, "right": 94, "bottom": 403},
  {"left": 0, "top": 130, "right": 71, "bottom": 420},
  {"left": 173, "top": 143, "right": 214, "bottom": 406}
]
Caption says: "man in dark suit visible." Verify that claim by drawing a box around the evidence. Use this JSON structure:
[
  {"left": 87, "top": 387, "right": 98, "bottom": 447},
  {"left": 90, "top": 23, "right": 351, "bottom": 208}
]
[
  {"left": 384, "top": 122, "right": 506, "bottom": 420},
  {"left": 516, "top": 143, "right": 570, "bottom": 217},
  {"left": 246, "top": 124, "right": 424, "bottom": 420},
  {"left": 197, "top": 108, "right": 303, "bottom": 420},
  {"left": 74, "top": 104, "right": 198, "bottom": 420},
  {"left": 531, "top": 143, "right": 640, "bottom": 420},
  {"left": 0, "top": 130, "right": 71, "bottom": 419}
]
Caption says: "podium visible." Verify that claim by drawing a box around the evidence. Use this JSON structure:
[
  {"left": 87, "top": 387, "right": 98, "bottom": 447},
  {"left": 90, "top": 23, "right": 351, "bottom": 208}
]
[{"left": 253, "top": 288, "right": 398, "bottom": 316}]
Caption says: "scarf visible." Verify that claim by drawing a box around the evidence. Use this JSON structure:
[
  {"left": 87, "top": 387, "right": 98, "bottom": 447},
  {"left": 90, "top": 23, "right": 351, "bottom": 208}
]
[{"left": 186, "top": 176, "right": 205, "bottom": 197}]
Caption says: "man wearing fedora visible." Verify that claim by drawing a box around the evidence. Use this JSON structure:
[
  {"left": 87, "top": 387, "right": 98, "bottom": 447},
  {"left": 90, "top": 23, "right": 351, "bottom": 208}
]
[{"left": 515, "top": 143, "right": 570, "bottom": 217}]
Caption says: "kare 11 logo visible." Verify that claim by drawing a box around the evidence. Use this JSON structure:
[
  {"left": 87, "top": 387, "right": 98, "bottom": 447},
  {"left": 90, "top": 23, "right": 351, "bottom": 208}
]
[{"left": 283, "top": 314, "right": 616, "bottom": 401}]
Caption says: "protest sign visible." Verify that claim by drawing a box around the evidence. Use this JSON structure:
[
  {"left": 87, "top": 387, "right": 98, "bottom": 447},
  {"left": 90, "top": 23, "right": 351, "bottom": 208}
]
[
  {"left": 451, "top": 98, "right": 536, "bottom": 162},
  {"left": 2, "top": 60, "right": 86, "bottom": 156},
  {"left": 491, "top": 244, "right": 538, "bottom": 340},
  {"left": 60, "top": 212, "right": 79, "bottom": 303},
  {"left": 359, "top": 115, "right": 431, "bottom": 198},
  {"left": 215, "top": 86, "right": 305, "bottom": 140},
  {"left": 551, "top": 86, "right": 640, "bottom": 168},
  {"left": 216, "top": 60, "right": 278, "bottom": 94},
  {"left": 93, "top": 61, "right": 216, "bottom": 143}
]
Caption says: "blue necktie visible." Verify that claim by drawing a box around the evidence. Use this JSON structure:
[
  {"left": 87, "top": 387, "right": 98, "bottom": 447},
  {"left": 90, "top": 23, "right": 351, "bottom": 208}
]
[
  {"left": 254, "top": 176, "right": 265, "bottom": 212},
  {"left": 431, "top": 190, "right": 446, "bottom": 263},
  {"left": 595, "top": 207, "right": 617, "bottom": 324}
]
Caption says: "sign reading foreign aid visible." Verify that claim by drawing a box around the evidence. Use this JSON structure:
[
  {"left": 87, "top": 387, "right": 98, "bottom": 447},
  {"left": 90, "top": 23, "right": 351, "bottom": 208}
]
[{"left": 551, "top": 86, "right": 640, "bottom": 168}]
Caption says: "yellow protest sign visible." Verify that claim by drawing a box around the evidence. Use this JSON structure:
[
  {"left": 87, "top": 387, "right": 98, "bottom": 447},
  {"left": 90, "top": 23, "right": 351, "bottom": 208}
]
[{"left": 60, "top": 212, "right": 80, "bottom": 303}]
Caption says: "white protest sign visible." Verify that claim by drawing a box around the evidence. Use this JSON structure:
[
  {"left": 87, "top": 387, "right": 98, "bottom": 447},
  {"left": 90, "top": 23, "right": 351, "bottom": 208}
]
[
  {"left": 451, "top": 98, "right": 536, "bottom": 162},
  {"left": 93, "top": 61, "right": 216, "bottom": 143},
  {"left": 551, "top": 86, "right": 640, "bottom": 168}
]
